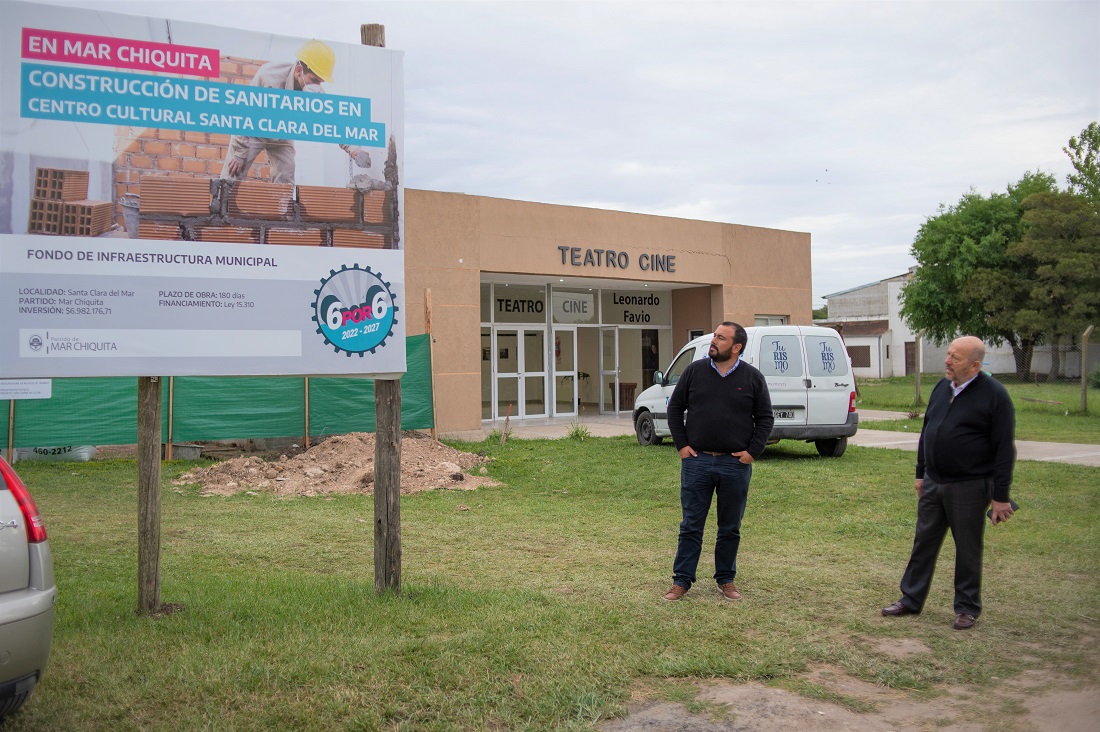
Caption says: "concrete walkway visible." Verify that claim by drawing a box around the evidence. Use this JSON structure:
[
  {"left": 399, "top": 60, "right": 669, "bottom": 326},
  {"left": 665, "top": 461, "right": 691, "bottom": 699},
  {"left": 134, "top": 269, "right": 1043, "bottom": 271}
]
[{"left": 444, "top": 409, "right": 1100, "bottom": 467}]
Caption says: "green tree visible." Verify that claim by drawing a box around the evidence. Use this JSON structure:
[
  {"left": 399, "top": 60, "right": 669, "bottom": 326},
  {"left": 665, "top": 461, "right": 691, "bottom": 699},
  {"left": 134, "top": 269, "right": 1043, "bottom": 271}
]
[
  {"left": 812, "top": 305, "right": 828, "bottom": 320},
  {"left": 900, "top": 172, "right": 1058, "bottom": 378},
  {"left": 1011, "top": 191, "right": 1100, "bottom": 371},
  {"left": 1064, "top": 122, "right": 1100, "bottom": 202}
]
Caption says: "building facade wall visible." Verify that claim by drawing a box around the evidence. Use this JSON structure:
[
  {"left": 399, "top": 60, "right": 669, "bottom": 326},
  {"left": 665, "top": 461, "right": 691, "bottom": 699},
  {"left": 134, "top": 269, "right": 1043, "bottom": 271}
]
[{"left": 403, "top": 189, "right": 813, "bottom": 432}]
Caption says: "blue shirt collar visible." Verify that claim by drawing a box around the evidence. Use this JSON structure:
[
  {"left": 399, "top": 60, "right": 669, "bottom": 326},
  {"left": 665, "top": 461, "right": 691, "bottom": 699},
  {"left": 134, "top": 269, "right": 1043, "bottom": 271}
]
[{"left": 710, "top": 357, "right": 740, "bottom": 377}]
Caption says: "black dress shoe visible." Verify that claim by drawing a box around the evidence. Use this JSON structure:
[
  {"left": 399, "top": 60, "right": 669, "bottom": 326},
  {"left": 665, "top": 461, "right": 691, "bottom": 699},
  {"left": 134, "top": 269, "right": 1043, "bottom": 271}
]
[
  {"left": 953, "top": 613, "right": 977, "bottom": 630},
  {"left": 881, "top": 601, "right": 917, "bottom": 617}
]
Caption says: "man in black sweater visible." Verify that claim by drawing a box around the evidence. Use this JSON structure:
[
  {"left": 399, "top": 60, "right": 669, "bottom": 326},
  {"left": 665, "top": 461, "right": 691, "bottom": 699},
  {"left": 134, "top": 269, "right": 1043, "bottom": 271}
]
[
  {"left": 882, "top": 336, "right": 1016, "bottom": 630},
  {"left": 663, "top": 322, "right": 774, "bottom": 602}
]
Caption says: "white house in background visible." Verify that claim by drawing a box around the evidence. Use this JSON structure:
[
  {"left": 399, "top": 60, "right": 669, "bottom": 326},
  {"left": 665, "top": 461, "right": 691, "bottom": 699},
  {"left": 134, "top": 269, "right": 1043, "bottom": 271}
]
[
  {"left": 818, "top": 270, "right": 1097, "bottom": 379},
  {"left": 817, "top": 271, "right": 918, "bottom": 378}
]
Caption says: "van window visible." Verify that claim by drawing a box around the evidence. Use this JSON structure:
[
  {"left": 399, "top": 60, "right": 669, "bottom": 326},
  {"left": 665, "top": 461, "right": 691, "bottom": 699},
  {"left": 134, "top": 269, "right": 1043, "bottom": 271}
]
[
  {"left": 757, "top": 335, "right": 804, "bottom": 377},
  {"left": 806, "top": 335, "right": 849, "bottom": 377},
  {"left": 664, "top": 349, "right": 696, "bottom": 386}
]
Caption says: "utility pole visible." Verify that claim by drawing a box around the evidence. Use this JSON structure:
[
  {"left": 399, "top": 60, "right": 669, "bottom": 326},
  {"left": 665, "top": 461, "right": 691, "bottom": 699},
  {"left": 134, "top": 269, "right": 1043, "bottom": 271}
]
[{"left": 362, "top": 22, "right": 402, "bottom": 594}]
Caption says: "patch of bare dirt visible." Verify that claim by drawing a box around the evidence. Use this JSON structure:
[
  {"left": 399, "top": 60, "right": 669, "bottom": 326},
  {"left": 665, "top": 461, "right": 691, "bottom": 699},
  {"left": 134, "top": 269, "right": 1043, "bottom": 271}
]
[
  {"left": 174, "top": 431, "right": 498, "bottom": 497},
  {"left": 599, "top": 665, "right": 1099, "bottom": 732}
]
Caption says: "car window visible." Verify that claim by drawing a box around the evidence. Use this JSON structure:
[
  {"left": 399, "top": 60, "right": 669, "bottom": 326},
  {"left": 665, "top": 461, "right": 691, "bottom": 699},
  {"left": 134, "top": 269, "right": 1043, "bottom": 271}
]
[
  {"left": 806, "top": 335, "right": 849, "bottom": 377},
  {"left": 757, "top": 335, "right": 804, "bottom": 377},
  {"left": 664, "top": 349, "right": 696, "bottom": 386}
]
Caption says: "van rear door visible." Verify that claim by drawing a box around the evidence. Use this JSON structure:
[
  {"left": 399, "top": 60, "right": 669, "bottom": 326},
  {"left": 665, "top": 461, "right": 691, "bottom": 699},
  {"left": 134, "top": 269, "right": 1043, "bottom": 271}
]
[
  {"left": 801, "top": 328, "right": 853, "bottom": 425},
  {"left": 753, "top": 330, "right": 809, "bottom": 429}
]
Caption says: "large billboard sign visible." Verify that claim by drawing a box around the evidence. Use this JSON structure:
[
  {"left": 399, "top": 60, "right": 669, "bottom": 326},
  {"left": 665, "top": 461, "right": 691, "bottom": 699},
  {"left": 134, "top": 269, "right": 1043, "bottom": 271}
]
[{"left": 0, "top": 0, "right": 406, "bottom": 378}]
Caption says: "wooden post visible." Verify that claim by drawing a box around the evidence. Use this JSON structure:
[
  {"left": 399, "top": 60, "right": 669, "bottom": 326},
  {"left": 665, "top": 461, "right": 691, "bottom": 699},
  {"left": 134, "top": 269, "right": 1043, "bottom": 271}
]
[
  {"left": 426, "top": 288, "right": 438, "bottom": 441},
  {"left": 361, "top": 23, "right": 385, "bottom": 47},
  {"left": 362, "top": 22, "right": 401, "bottom": 594},
  {"left": 1082, "top": 325, "right": 1094, "bottom": 415},
  {"left": 7, "top": 401, "right": 14, "bottom": 464},
  {"left": 137, "top": 376, "right": 162, "bottom": 614},
  {"left": 166, "top": 376, "right": 174, "bottom": 460},
  {"left": 304, "top": 377, "right": 311, "bottom": 449},
  {"left": 374, "top": 377, "right": 401, "bottom": 592},
  {"left": 914, "top": 332, "right": 923, "bottom": 406}
]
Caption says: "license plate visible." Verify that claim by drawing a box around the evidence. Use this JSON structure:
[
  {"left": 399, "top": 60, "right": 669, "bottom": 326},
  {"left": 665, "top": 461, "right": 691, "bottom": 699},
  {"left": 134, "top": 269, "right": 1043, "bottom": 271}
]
[{"left": 773, "top": 409, "right": 795, "bottom": 419}]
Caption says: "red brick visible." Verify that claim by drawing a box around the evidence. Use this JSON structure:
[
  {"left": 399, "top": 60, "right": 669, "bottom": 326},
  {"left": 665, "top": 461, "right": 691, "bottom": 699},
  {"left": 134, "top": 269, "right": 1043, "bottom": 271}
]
[
  {"left": 332, "top": 229, "right": 386, "bottom": 249},
  {"left": 209, "top": 134, "right": 232, "bottom": 146},
  {"left": 182, "top": 159, "right": 207, "bottom": 174},
  {"left": 174, "top": 143, "right": 197, "bottom": 157},
  {"left": 130, "top": 155, "right": 154, "bottom": 169},
  {"left": 139, "top": 221, "right": 182, "bottom": 240},
  {"left": 156, "top": 157, "right": 182, "bottom": 172},
  {"left": 158, "top": 129, "right": 183, "bottom": 141},
  {"left": 139, "top": 175, "right": 212, "bottom": 216},
  {"left": 143, "top": 141, "right": 171, "bottom": 155},
  {"left": 196, "top": 146, "right": 222, "bottom": 160}
]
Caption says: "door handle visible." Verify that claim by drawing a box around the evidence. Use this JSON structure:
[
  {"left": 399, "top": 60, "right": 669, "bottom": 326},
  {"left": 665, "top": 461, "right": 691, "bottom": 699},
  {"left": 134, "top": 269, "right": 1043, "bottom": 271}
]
[{"left": 803, "top": 379, "right": 812, "bottom": 388}]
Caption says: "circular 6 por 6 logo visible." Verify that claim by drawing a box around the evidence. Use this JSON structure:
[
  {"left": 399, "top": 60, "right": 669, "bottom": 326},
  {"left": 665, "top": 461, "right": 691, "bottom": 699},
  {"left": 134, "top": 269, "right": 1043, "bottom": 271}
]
[{"left": 311, "top": 264, "right": 399, "bottom": 356}]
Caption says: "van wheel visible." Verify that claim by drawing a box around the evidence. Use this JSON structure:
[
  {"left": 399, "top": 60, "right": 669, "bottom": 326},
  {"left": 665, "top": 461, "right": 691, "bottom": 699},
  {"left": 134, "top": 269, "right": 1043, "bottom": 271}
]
[
  {"left": 815, "top": 437, "right": 847, "bottom": 458},
  {"left": 635, "top": 412, "right": 663, "bottom": 446}
]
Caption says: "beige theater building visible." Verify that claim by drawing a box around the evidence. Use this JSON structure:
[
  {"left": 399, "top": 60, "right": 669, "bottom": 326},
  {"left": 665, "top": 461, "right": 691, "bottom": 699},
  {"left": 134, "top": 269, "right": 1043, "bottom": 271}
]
[{"left": 402, "top": 189, "right": 813, "bottom": 433}]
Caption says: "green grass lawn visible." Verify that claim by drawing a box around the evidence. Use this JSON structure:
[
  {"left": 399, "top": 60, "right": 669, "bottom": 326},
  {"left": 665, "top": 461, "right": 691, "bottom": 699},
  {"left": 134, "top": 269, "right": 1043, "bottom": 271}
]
[
  {"left": 11, "top": 437, "right": 1100, "bottom": 731},
  {"left": 857, "top": 374, "right": 1100, "bottom": 444}
]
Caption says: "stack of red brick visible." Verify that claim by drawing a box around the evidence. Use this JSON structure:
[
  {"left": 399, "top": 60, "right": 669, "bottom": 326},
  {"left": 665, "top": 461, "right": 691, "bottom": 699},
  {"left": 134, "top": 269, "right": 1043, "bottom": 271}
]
[
  {"left": 28, "top": 168, "right": 114, "bottom": 237},
  {"left": 137, "top": 175, "right": 394, "bottom": 248}
]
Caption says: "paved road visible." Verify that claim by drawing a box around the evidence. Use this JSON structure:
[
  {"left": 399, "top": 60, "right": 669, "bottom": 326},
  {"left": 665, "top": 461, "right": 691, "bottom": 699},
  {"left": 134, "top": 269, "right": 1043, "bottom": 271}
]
[{"left": 445, "top": 409, "right": 1100, "bottom": 467}]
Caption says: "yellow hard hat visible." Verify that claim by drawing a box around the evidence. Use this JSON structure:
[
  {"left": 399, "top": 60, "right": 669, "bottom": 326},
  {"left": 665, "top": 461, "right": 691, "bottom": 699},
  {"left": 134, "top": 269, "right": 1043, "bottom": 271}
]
[{"left": 296, "top": 39, "right": 335, "bottom": 82}]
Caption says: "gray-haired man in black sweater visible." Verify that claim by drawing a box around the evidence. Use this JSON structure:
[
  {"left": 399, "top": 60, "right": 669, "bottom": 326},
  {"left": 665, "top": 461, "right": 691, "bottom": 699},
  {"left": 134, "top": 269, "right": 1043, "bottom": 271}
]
[
  {"left": 662, "top": 322, "right": 773, "bottom": 602},
  {"left": 882, "top": 336, "right": 1016, "bottom": 630}
]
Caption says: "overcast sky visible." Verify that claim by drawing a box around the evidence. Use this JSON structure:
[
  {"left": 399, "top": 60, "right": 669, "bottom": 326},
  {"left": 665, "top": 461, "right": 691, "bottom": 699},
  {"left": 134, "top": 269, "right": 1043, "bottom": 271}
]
[{"left": 32, "top": 0, "right": 1100, "bottom": 305}]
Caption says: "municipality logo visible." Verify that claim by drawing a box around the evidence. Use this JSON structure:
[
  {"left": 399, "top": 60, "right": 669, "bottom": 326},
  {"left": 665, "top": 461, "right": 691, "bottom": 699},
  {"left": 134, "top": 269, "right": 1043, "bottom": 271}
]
[{"left": 28, "top": 334, "right": 43, "bottom": 352}]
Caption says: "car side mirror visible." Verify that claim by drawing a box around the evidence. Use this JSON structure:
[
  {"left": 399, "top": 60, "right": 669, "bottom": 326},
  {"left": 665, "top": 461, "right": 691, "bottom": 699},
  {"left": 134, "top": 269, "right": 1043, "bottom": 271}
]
[{"left": 653, "top": 370, "right": 665, "bottom": 385}]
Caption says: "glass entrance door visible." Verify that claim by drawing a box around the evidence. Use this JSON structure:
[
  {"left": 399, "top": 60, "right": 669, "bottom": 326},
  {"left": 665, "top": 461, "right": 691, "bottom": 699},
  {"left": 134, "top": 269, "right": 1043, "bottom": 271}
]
[
  {"left": 494, "top": 327, "right": 546, "bottom": 419},
  {"left": 552, "top": 328, "right": 577, "bottom": 417},
  {"left": 522, "top": 328, "right": 546, "bottom": 418},
  {"left": 599, "top": 327, "right": 619, "bottom": 413}
]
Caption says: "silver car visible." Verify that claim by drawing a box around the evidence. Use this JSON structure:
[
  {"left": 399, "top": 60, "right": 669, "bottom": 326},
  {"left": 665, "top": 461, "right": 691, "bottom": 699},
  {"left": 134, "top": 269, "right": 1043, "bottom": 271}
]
[{"left": 0, "top": 456, "right": 56, "bottom": 718}]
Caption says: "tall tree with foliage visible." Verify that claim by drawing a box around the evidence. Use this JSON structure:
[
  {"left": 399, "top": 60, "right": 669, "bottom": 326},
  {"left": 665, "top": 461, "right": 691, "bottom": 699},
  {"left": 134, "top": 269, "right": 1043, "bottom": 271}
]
[
  {"left": 1011, "top": 191, "right": 1100, "bottom": 370},
  {"left": 1064, "top": 121, "right": 1100, "bottom": 202},
  {"left": 900, "top": 172, "right": 1058, "bottom": 378}
]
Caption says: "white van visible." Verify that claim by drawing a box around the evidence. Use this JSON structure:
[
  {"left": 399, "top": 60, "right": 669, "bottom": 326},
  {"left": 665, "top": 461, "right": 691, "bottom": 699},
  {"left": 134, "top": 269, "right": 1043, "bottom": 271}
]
[{"left": 632, "top": 325, "right": 858, "bottom": 457}]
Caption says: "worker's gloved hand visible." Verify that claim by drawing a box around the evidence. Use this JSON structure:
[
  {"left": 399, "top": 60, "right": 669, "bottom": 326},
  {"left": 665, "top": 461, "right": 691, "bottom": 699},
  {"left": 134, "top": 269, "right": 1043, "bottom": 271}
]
[{"left": 353, "top": 150, "right": 371, "bottom": 168}]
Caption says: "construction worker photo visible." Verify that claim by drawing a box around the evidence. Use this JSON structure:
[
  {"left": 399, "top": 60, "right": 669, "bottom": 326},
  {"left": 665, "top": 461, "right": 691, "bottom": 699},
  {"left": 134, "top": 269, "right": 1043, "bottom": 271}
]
[{"left": 220, "top": 39, "right": 372, "bottom": 185}]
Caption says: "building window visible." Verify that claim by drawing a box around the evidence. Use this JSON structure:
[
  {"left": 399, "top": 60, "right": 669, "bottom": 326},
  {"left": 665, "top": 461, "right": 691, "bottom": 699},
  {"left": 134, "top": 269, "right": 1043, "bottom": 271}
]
[
  {"left": 754, "top": 315, "right": 787, "bottom": 326},
  {"left": 848, "top": 345, "right": 871, "bottom": 368},
  {"left": 688, "top": 329, "right": 705, "bottom": 340}
]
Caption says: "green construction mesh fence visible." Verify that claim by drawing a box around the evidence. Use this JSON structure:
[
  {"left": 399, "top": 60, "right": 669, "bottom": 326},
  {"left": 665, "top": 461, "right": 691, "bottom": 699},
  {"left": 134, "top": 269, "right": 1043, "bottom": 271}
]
[{"left": 1, "top": 334, "right": 433, "bottom": 449}]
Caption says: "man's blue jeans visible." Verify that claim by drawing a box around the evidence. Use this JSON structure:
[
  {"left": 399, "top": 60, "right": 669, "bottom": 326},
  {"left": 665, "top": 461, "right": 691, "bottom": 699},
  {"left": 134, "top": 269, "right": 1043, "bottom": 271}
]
[{"left": 672, "top": 453, "right": 752, "bottom": 589}]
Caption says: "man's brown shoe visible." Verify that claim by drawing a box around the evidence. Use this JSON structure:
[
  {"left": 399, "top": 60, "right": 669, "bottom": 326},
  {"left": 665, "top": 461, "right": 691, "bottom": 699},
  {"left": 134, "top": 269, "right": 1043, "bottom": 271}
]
[
  {"left": 718, "top": 582, "right": 742, "bottom": 601},
  {"left": 662, "top": 585, "right": 688, "bottom": 601},
  {"left": 881, "top": 601, "right": 918, "bottom": 617},
  {"left": 953, "top": 613, "right": 977, "bottom": 630}
]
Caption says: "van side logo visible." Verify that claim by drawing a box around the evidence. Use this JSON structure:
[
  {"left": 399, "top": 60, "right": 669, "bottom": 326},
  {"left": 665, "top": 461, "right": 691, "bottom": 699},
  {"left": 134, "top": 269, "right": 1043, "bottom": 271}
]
[
  {"left": 817, "top": 341, "right": 836, "bottom": 373},
  {"left": 769, "top": 340, "right": 789, "bottom": 373}
]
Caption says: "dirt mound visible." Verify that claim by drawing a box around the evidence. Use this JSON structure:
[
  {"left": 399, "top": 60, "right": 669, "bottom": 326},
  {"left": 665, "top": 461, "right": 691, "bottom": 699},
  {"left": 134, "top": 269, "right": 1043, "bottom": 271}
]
[{"left": 175, "top": 432, "right": 498, "bottom": 497}]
